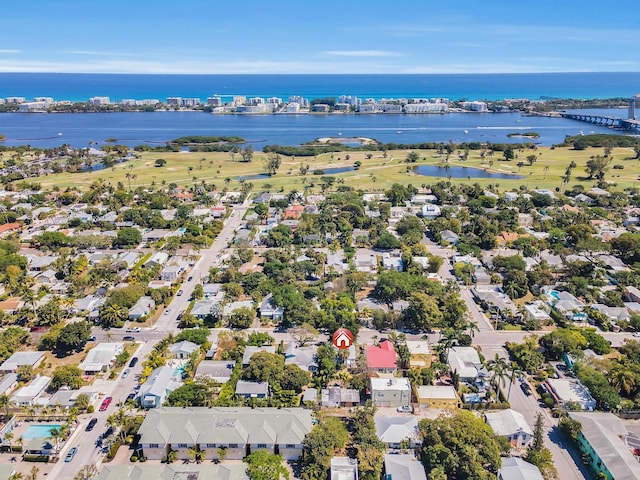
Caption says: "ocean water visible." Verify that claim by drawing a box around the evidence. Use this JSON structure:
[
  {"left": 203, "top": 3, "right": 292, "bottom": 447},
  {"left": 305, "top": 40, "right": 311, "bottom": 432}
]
[{"left": 1, "top": 72, "right": 640, "bottom": 102}]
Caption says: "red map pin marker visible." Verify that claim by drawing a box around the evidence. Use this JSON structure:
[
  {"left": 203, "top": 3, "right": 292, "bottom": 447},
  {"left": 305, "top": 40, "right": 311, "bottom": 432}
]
[{"left": 332, "top": 328, "right": 354, "bottom": 349}]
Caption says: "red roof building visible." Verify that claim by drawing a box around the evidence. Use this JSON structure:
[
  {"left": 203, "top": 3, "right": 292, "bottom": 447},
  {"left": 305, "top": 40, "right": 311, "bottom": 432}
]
[
  {"left": 365, "top": 340, "right": 397, "bottom": 373},
  {"left": 0, "top": 223, "right": 21, "bottom": 237},
  {"left": 284, "top": 205, "right": 304, "bottom": 219}
]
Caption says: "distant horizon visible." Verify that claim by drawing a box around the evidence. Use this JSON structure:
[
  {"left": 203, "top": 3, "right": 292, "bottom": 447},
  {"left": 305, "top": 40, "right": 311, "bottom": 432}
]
[{"left": 2, "top": 71, "right": 640, "bottom": 76}]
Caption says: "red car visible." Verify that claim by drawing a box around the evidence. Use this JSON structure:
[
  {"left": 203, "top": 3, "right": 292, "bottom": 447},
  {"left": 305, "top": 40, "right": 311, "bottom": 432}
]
[{"left": 99, "top": 396, "right": 113, "bottom": 411}]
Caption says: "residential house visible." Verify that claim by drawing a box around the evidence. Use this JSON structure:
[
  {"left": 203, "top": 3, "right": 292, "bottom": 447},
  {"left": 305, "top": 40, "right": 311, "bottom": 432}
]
[
  {"left": 330, "top": 457, "right": 358, "bottom": 480},
  {"left": 128, "top": 296, "right": 155, "bottom": 320},
  {"left": 370, "top": 377, "right": 411, "bottom": 408},
  {"left": 11, "top": 375, "right": 51, "bottom": 406},
  {"left": 0, "top": 374, "right": 18, "bottom": 396},
  {"left": 284, "top": 205, "right": 304, "bottom": 219},
  {"left": 592, "top": 304, "right": 631, "bottom": 326},
  {"left": 160, "top": 257, "right": 189, "bottom": 282},
  {"left": 420, "top": 204, "right": 441, "bottom": 219},
  {"left": 191, "top": 300, "right": 220, "bottom": 319},
  {"left": 259, "top": 294, "right": 284, "bottom": 322},
  {"left": 94, "top": 465, "right": 250, "bottom": 480},
  {"left": 78, "top": 342, "right": 124, "bottom": 375},
  {"left": 284, "top": 343, "right": 318, "bottom": 372},
  {"left": 242, "top": 346, "right": 276, "bottom": 367},
  {"left": 384, "top": 454, "right": 427, "bottom": 480},
  {"left": 405, "top": 341, "right": 431, "bottom": 369},
  {"left": 355, "top": 252, "right": 378, "bottom": 274},
  {"left": 137, "top": 407, "right": 313, "bottom": 461},
  {"left": 447, "top": 347, "right": 485, "bottom": 382},
  {"left": 485, "top": 409, "right": 534, "bottom": 448},
  {"left": 517, "top": 214, "right": 534, "bottom": 228},
  {"left": 223, "top": 300, "right": 254, "bottom": 319},
  {"left": 499, "top": 458, "right": 544, "bottom": 480},
  {"left": 195, "top": 361, "right": 235, "bottom": 384},
  {"left": 168, "top": 341, "right": 199, "bottom": 359},
  {"left": 236, "top": 380, "right": 269, "bottom": 399},
  {"left": 0, "top": 298, "right": 24, "bottom": 315},
  {"left": 73, "top": 294, "right": 106, "bottom": 316},
  {"left": 0, "top": 351, "right": 45, "bottom": 373},
  {"left": 440, "top": 230, "right": 459, "bottom": 245},
  {"left": 139, "top": 366, "right": 183, "bottom": 409},
  {"left": 321, "top": 386, "right": 361, "bottom": 408},
  {"left": 416, "top": 385, "right": 459, "bottom": 409},
  {"left": 625, "top": 285, "right": 640, "bottom": 303},
  {"left": 115, "top": 251, "right": 140, "bottom": 269},
  {"left": 366, "top": 341, "right": 397, "bottom": 373},
  {"left": 523, "top": 302, "right": 552, "bottom": 325},
  {"left": 568, "top": 411, "right": 640, "bottom": 480},
  {"left": 47, "top": 388, "right": 99, "bottom": 410},
  {"left": 374, "top": 415, "right": 420, "bottom": 449},
  {"left": 382, "top": 253, "right": 403, "bottom": 272},
  {"left": 0, "top": 465, "right": 15, "bottom": 480},
  {"left": 472, "top": 287, "right": 518, "bottom": 320},
  {"left": 544, "top": 378, "right": 596, "bottom": 411},
  {"left": 23, "top": 438, "right": 54, "bottom": 458},
  {"left": 542, "top": 287, "right": 586, "bottom": 322},
  {"left": 143, "top": 252, "right": 169, "bottom": 268}
]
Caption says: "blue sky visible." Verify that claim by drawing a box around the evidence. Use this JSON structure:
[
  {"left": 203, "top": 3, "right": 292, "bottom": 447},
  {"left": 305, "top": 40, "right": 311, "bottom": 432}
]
[{"left": 0, "top": 0, "right": 638, "bottom": 74}]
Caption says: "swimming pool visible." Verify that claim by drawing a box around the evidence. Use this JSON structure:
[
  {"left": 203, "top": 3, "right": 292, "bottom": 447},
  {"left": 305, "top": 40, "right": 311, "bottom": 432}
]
[{"left": 22, "top": 424, "right": 63, "bottom": 440}]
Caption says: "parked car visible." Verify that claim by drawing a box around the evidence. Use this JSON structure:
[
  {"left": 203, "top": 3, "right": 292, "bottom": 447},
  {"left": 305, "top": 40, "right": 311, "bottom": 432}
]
[
  {"left": 99, "top": 397, "right": 112, "bottom": 411},
  {"left": 125, "top": 327, "right": 141, "bottom": 333},
  {"left": 188, "top": 276, "right": 193, "bottom": 281},
  {"left": 122, "top": 369, "right": 130, "bottom": 378},
  {"left": 129, "top": 357, "right": 138, "bottom": 367},
  {"left": 177, "top": 289, "right": 184, "bottom": 296},
  {"left": 164, "top": 308, "right": 171, "bottom": 315},
  {"left": 89, "top": 335, "right": 96, "bottom": 341},
  {"left": 396, "top": 405, "right": 414, "bottom": 413},
  {"left": 86, "top": 418, "right": 98, "bottom": 431},
  {"left": 633, "top": 332, "right": 640, "bottom": 338},
  {"left": 123, "top": 336, "right": 135, "bottom": 341},
  {"left": 126, "top": 393, "right": 136, "bottom": 402},
  {"left": 520, "top": 382, "right": 532, "bottom": 396},
  {"left": 65, "top": 447, "right": 78, "bottom": 462}
]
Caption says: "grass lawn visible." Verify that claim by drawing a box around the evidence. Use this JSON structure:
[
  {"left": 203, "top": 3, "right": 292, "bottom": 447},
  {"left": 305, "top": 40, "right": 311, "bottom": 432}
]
[{"left": 23, "top": 145, "right": 640, "bottom": 193}]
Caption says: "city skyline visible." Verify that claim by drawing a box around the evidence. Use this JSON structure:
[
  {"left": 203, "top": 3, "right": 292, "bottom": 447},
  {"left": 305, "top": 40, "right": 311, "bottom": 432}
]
[{"left": 0, "top": 0, "right": 638, "bottom": 74}]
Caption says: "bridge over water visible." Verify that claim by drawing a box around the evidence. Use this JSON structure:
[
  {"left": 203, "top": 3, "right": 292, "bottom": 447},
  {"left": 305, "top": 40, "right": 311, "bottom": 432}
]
[{"left": 560, "top": 94, "right": 640, "bottom": 132}]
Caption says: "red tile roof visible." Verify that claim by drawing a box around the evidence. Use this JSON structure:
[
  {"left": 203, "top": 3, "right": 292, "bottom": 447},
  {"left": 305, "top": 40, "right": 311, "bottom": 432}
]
[{"left": 0, "top": 223, "right": 20, "bottom": 235}]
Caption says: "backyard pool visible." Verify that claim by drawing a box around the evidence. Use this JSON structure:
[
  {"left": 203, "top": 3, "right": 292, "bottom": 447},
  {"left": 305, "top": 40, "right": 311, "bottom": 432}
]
[{"left": 22, "top": 424, "right": 63, "bottom": 440}]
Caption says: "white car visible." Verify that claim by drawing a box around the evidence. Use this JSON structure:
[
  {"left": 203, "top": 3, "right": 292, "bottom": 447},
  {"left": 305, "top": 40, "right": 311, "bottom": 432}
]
[
  {"left": 633, "top": 332, "right": 640, "bottom": 338},
  {"left": 164, "top": 308, "right": 171, "bottom": 315},
  {"left": 125, "top": 327, "right": 141, "bottom": 333}
]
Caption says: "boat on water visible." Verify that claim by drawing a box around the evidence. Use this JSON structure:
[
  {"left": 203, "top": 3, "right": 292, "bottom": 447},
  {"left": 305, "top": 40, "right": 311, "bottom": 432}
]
[
  {"left": 463, "top": 130, "right": 469, "bottom": 134},
  {"left": 397, "top": 130, "right": 402, "bottom": 134}
]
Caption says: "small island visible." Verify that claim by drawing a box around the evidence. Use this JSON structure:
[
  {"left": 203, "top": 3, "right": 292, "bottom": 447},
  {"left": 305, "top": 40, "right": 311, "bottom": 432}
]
[{"left": 507, "top": 131, "right": 540, "bottom": 139}]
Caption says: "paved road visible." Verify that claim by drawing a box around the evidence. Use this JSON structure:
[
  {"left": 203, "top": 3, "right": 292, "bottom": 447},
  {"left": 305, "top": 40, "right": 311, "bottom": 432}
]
[{"left": 57, "top": 200, "right": 251, "bottom": 478}]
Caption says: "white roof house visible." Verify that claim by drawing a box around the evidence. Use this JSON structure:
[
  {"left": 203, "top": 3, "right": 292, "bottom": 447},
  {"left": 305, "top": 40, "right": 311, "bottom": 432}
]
[
  {"left": 545, "top": 378, "right": 596, "bottom": 411},
  {"left": 223, "top": 300, "right": 254, "bottom": 318},
  {"left": 0, "top": 351, "right": 45, "bottom": 373},
  {"left": 330, "top": 457, "right": 358, "bottom": 480},
  {"left": 499, "top": 458, "right": 544, "bottom": 480},
  {"left": 485, "top": 409, "right": 534, "bottom": 448},
  {"left": 370, "top": 377, "right": 411, "bottom": 408},
  {"left": 447, "top": 346, "right": 484, "bottom": 381},
  {"left": 78, "top": 342, "right": 124, "bottom": 374},
  {"left": 195, "top": 361, "right": 235, "bottom": 383},
  {"left": 384, "top": 454, "right": 427, "bottom": 480},
  {"left": 11, "top": 375, "right": 51, "bottom": 406},
  {"left": 128, "top": 296, "right": 155, "bottom": 319},
  {"left": 242, "top": 346, "right": 276, "bottom": 366},
  {"left": 374, "top": 415, "right": 420, "bottom": 448},
  {"left": 168, "top": 341, "right": 199, "bottom": 359},
  {"left": 139, "top": 366, "right": 183, "bottom": 409}
]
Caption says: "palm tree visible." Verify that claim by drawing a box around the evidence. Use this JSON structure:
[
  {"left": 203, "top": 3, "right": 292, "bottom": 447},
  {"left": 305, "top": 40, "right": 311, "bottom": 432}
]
[
  {"left": 3, "top": 431, "right": 13, "bottom": 450},
  {"left": 543, "top": 166, "right": 549, "bottom": 180},
  {"left": 611, "top": 368, "right": 637, "bottom": 397},
  {"left": 506, "top": 362, "right": 524, "bottom": 401},
  {"left": 485, "top": 354, "right": 509, "bottom": 399},
  {"left": 0, "top": 394, "right": 12, "bottom": 420},
  {"left": 48, "top": 427, "right": 61, "bottom": 453}
]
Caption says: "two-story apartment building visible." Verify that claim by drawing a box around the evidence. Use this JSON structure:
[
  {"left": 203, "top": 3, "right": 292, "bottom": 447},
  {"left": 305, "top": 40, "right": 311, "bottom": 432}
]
[{"left": 137, "top": 407, "right": 313, "bottom": 462}]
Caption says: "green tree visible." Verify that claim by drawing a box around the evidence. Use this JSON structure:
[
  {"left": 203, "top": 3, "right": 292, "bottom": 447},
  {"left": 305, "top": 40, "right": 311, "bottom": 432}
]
[
  {"left": 16, "top": 365, "right": 34, "bottom": 383},
  {"left": 99, "top": 302, "right": 129, "bottom": 328},
  {"left": 525, "top": 413, "right": 558, "bottom": 480},
  {"left": 419, "top": 410, "right": 503, "bottom": 480},
  {"left": 36, "top": 296, "right": 65, "bottom": 326},
  {"left": 192, "top": 283, "right": 204, "bottom": 300},
  {"left": 403, "top": 292, "right": 442, "bottom": 332},
  {"left": 50, "top": 365, "right": 84, "bottom": 390},
  {"left": 585, "top": 155, "right": 610, "bottom": 179},
  {"left": 406, "top": 151, "right": 420, "bottom": 163},
  {"left": 56, "top": 320, "right": 91, "bottom": 353},
  {"left": 265, "top": 152, "right": 282, "bottom": 176},
  {"left": 302, "top": 416, "right": 349, "bottom": 480},
  {"left": 228, "top": 306, "right": 255, "bottom": 329},
  {"left": 242, "top": 351, "right": 284, "bottom": 386},
  {"left": 244, "top": 450, "right": 289, "bottom": 480},
  {"left": 114, "top": 227, "right": 142, "bottom": 247}
]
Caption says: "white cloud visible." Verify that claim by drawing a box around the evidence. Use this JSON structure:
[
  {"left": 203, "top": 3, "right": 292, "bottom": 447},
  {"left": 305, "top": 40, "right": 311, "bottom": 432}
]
[
  {"left": 322, "top": 50, "right": 401, "bottom": 57},
  {"left": 0, "top": 49, "right": 20, "bottom": 54}
]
